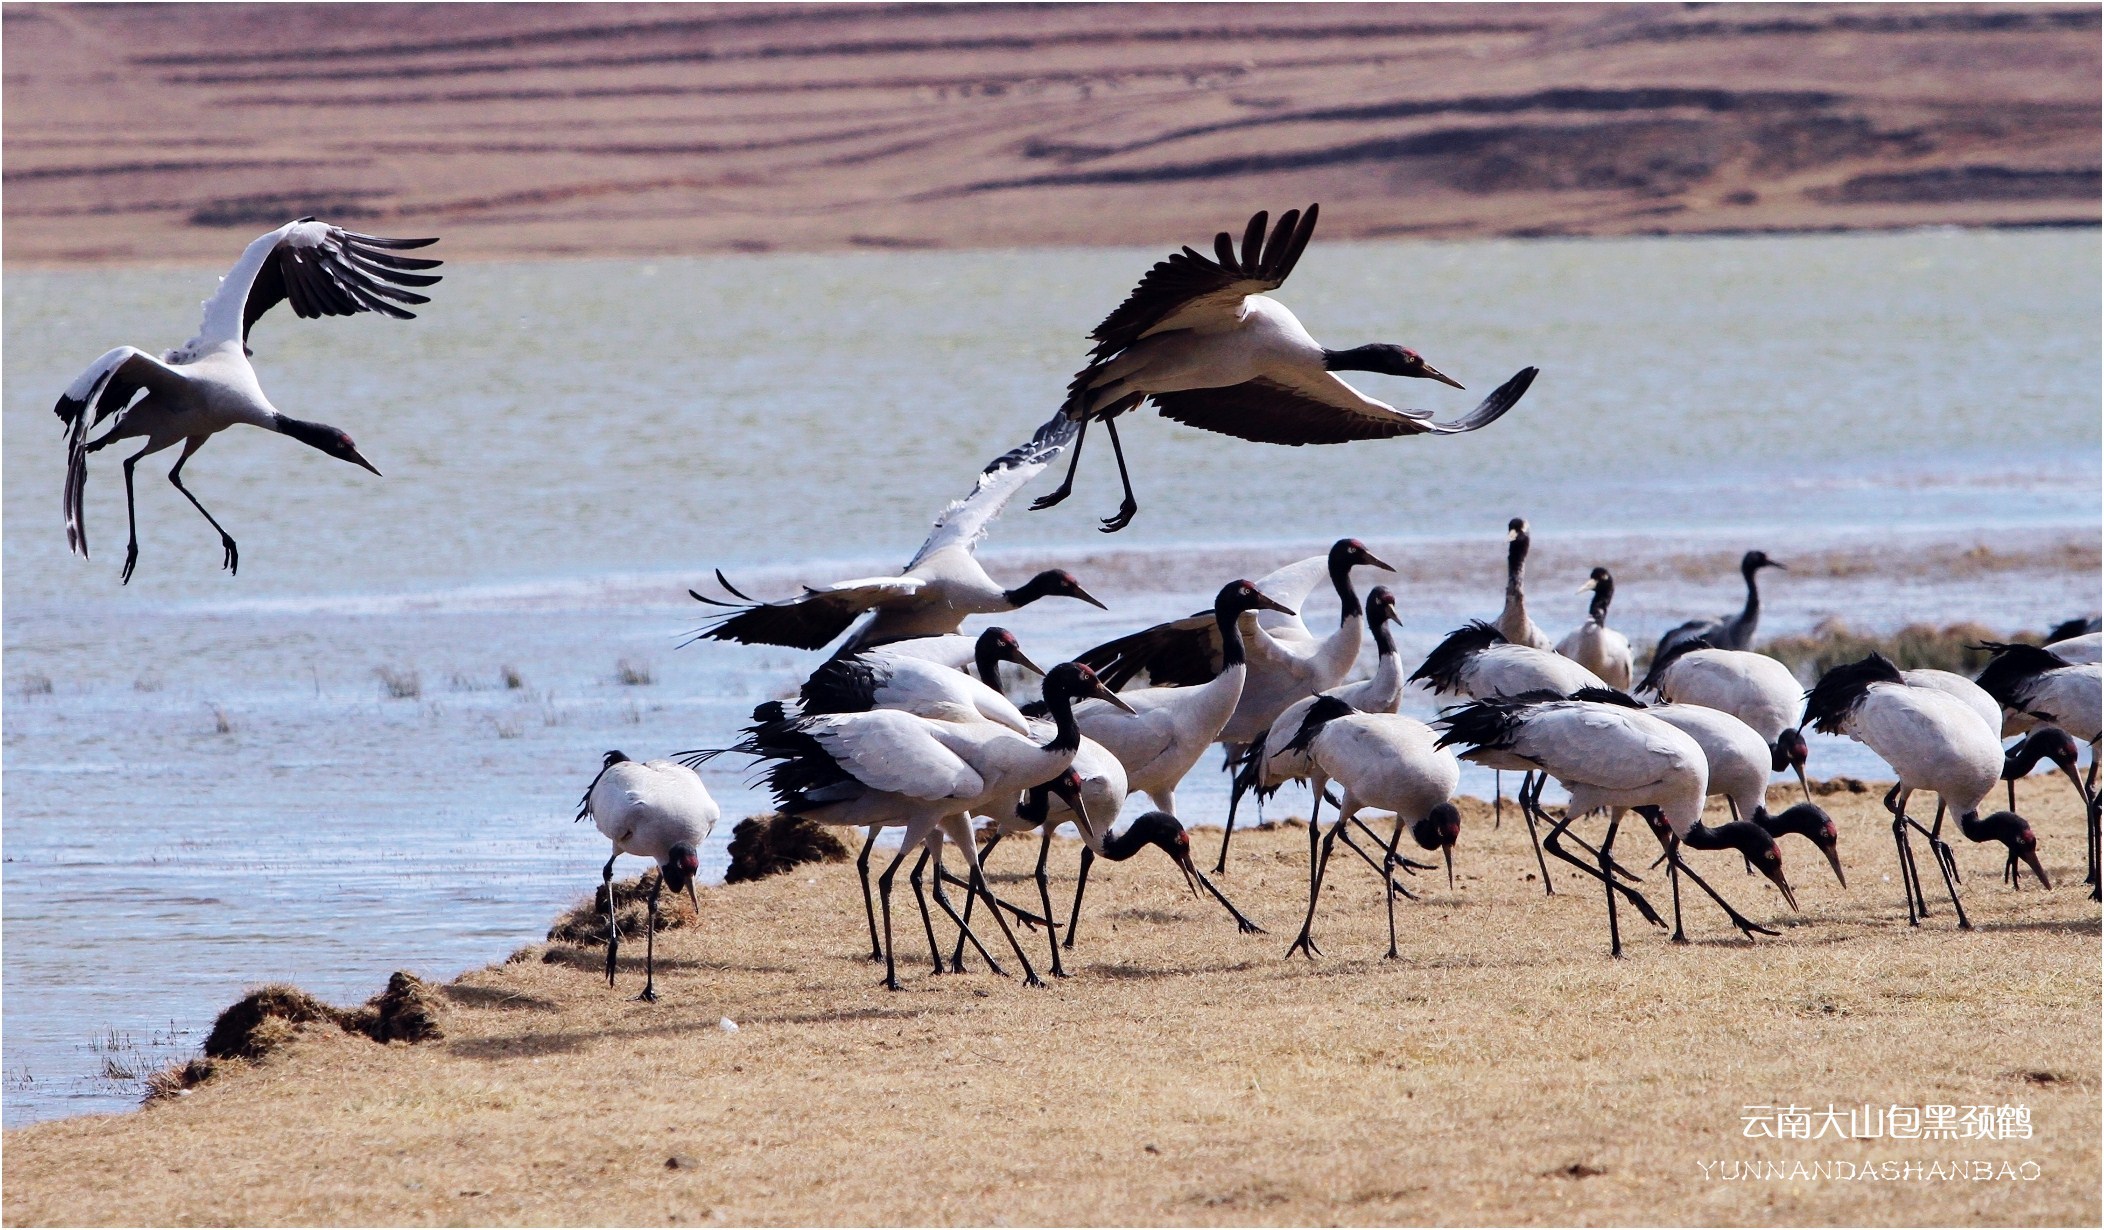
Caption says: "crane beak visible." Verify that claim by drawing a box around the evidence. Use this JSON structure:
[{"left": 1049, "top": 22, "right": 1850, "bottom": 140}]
[
  {"left": 2014, "top": 846, "right": 2051, "bottom": 890},
  {"left": 1577, "top": 577, "right": 1598, "bottom": 594},
  {"left": 1794, "top": 763, "right": 1812, "bottom": 806},
  {"left": 1010, "top": 648, "right": 1048, "bottom": 678},
  {"left": 686, "top": 881, "right": 702, "bottom": 921},
  {"left": 1420, "top": 363, "right": 1465, "bottom": 391},
  {"left": 1442, "top": 844, "right": 1454, "bottom": 891},
  {"left": 1362, "top": 550, "right": 1397, "bottom": 573},
  {"left": 1817, "top": 840, "right": 1847, "bottom": 889},
  {"left": 1168, "top": 845, "right": 1202, "bottom": 898},
  {"left": 1506, "top": 527, "right": 1520, "bottom": 543},
  {"left": 1087, "top": 677, "right": 1137, "bottom": 714},
  {"left": 1761, "top": 862, "right": 1799, "bottom": 913},
  {"left": 1250, "top": 588, "right": 1297, "bottom": 617},
  {"left": 1071, "top": 584, "right": 1110, "bottom": 611},
  {"left": 346, "top": 448, "right": 383, "bottom": 477}
]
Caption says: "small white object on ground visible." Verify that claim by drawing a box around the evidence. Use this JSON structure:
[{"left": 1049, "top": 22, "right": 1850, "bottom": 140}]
[{"left": 719, "top": 1017, "right": 738, "bottom": 1033}]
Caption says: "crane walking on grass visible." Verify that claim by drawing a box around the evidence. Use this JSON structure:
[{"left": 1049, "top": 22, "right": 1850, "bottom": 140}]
[
  {"left": 55, "top": 218, "right": 441, "bottom": 583},
  {"left": 1973, "top": 641, "right": 2101, "bottom": 897},
  {"left": 1031, "top": 203, "right": 1538, "bottom": 530},
  {"left": 1804, "top": 655, "right": 2047, "bottom": 928},
  {"left": 576, "top": 752, "right": 720, "bottom": 1001}
]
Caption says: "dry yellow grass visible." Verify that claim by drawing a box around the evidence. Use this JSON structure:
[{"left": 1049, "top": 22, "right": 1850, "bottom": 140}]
[{"left": 4, "top": 782, "right": 2097, "bottom": 1226}]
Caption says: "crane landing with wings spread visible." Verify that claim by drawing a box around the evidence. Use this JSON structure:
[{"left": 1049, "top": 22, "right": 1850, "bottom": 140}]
[
  {"left": 689, "top": 414, "right": 1108, "bottom": 654},
  {"left": 54, "top": 218, "right": 442, "bottom": 583},
  {"left": 1031, "top": 204, "right": 1540, "bottom": 531}
]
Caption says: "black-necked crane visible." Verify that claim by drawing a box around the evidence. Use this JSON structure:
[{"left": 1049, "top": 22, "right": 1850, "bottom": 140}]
[
  {"left": 1636, "top": 638, "right": 1812, "bottom": 802},
  {"left": 1639, "top": 694, "right": 1844, "bottom": 897},
  {"left": 1654, "top": 550, "right": 1783, "bottom": 657},
  {"left": 55, "top": 218, "right": 440, "bottom": 583},
  {"left": 1233, "top": 586, "right": 1413, "bottom": 881},
  {"left": 792, "top": 626, "right": 1045, "bottom": 961},
  {"left": 1437, "top": 694, "right": 1797, "bottom": 956},
  {"left": 1408, "top": 620, "right": 1609, "bottom": 890},
  {"left": 1077, "top": 539, "right": 1393, "bottom": 871},
  {"left": 1974, "top": 641, "right": 2101, "bottom": 897},
  {"left": 1556, "top": 567, "right": 1634, "bottom": 689},
  {"left": 1275, "top": 695, "right": 1462, "bottom": 960},
  {"left": 1804, "top": 654, "right": 2046, "bottom": 927},
  {"left": 1496, "top": 519, "right": 1556, "bottom": 651},
  {"left": 1026, "top": 203, "right": 1538, "bottom": 531},
  {"left": 576, "top": 751, "right": 720, "bottom": 1001},
  {"left": 729, "top": 662, "right": 1132, "bottom": 988},
  {"left": 690, "top": 417, "right": 1106, "bottom": 651},
  {"left": 1060, "top": 580, "right": 1297, "bottom": 826}
]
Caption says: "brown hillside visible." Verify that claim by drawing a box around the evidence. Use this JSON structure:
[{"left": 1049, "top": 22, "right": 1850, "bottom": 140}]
[{"left": 3, "top": 2, "right": 2098, "bottom": 265}]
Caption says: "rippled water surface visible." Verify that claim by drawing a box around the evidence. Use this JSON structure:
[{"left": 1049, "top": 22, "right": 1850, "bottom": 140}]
[{"left": 5, "top": 229, "right": 2098, "bottom": 1123}]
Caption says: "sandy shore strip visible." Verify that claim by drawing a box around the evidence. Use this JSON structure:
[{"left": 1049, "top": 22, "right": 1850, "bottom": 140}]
[{"left": 5, "top": 780, "right": 2095, "bottom": 1226}]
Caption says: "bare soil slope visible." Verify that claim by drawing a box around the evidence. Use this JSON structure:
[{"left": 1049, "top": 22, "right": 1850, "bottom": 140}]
[
  {"left": 4, "top": 3, "right": 2097, "bottom": 264},
  {"left": 4, "top": 782, "right": 2096, "bottom": 1225}
]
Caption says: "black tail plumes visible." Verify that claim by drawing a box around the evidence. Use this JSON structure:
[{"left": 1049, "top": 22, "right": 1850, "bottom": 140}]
[
  {"left": 1635, "top": 634, "right": 1714, "bottom": 695},
  {"left": 574, "top": 750, "right": 630, "bottom": 822},
  {"left": 1568, "top": 686, "right": 1646, "bottom": 709},
  {"left": 1802, "top": 653, "right": 1904, "bottom": 735},
  {"left": 1408, "top": 620, "right": 1505, "bottom": 695},
  {"left": 1970, "top": 641, "right": 2064, "bottom": 712},
  {"left": 1434, "top": 695, "right": 1539, "bottom": 755}
]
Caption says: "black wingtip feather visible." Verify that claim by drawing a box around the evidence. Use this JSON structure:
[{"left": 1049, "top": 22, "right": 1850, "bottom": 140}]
[
  {"left": 1240, "top": 210, "right": 1268, "bottom": 270},
  {"left": 1635, "top": 634, "right": 1716, "bottom": 695},
  {"left": 1408, "top": 620, "right": 1506, "bottom": 695},
  {"left": 1802, "top": 653, "right": 1904, "bottom": 734}
]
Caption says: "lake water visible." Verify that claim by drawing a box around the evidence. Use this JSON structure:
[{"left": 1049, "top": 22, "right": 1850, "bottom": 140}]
[{"left": 4, "top": 228, "right": 2098, "bottom": 1125}]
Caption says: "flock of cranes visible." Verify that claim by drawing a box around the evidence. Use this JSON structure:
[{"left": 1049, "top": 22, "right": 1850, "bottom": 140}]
[{"left": 50, "top": 207, "right": 2100, "bottom": 1001}]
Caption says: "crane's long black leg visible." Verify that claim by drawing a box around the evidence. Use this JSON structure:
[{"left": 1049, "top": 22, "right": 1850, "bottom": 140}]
[
  {"left": 1666, "top": 835, "right": 1687, "bottom": 943},
  {"left": 1383, "top": 814, "right": 1408, "bottom": 959},
  {"left": 119, "top": 445, "right": 153, "bottom": 585},
  {"left": 855, "top": 827, "right": 883, "bottom": 962},
  {"left": 1521, "top": 773, "right": 1555, "bottom": 895},
  {"left": 1215, "top": 752, "right": 1247, "bottom": 874},
  {"left": 167, "top": 442, "right": 238, "bottom": 576},
  {"left": 2085, "top": 753, "right": 2100, "bottom": 898},
  {"left": 1887, "top": 796, "right": 1921, "bottom": 928},
  {"left": 1029, "top": 416, "right": 1089, "bottom": 512},
  {"left": 1064, "top": 846, "right": 1096, "bottom": 949},
  {"left": 1191, "top": 865, "right": 1265, "bottom": 934},
  {"left": 1928, "top": 800, "right": 1962, "bottom": 890},
  {"left": 1337, "top": 823, "right": 1416, "bottom": 900},
  {"left": 929, "top": 845, "right": 1004, "bottom": 976},
  {"left": 907, "top": 848, "right": 947, "bottom": 975},
  {"left": 637, "top": 872, "right": 663, "bottom": 1002},
  {"left": 1286, "top": 785, "right": 1326, "bottom": 958},
  {"left": 1097, "top": 418, "right": 1141, "bottom": 533},
  {"left": 966, "top": 861, "right": 1040, "bottom": 988},
  {"left": 1032, "top": 826, "right": 1068, "bottom": 977},
  {"left": 1542, "top": 808, "right": 1663, "bottom": 935},
  {"left": 1601, "top": 810, "right": 1625, "bottom": 957},
  {"left": 949, "top": 832, "right": 1003, "bottom": 970},
  {"left": 600, "top": 852, "right": 621, "bottom": 987},
  {"left": 875, "top": 841, "right": 915, "bottom": 990},
  {"left": 1289, "top": 815, "right": 1347, "bottom": 960},
  {"left": 1904, "top": 812, "right": 1969, "bottom": 929},
  {"left": 1355, "top": 816, "right": 1435, "bottom": 873}
]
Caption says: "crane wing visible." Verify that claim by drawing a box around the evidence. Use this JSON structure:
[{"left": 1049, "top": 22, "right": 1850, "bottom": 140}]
[
  {"left": 687, "top": 573, "right": 926, "bottom": 650},
  {"left": 55, "top": 347, "right": 188, "bottom": 560},
  {"left": 1153, "top": 366, "right": 1538, "bottom": 446},
  {"left": 1073, "top": 611, "right": 1223, "bottom": 690},
  {"left": 175, "top": 218, "right": 442, "bottom": 359},
  {"left": 905, "top": 413, "right": 1078, "bottom": 571},
  {"left": 1084, "top": 205, "right": 1319, "bottom": 361},
  {"left": 807, "top": 712, "right": 986, "bottom": 801}
]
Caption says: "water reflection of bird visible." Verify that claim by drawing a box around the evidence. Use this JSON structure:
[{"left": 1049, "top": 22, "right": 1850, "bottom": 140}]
[
  {"left": 55, "top": 218, "right": 440, "bottom": 583},
  {"left": 689, "top": 416, "right": 1106, "bottom": 652},
  {"left": 1031, "top": 203, "right": 1537, "bottom": 531}
]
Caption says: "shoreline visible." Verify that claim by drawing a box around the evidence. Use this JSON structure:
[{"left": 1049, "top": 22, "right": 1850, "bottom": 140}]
[
  {"left": 5, "top": 783, "right": 2096, "bottom": 1224},
  {"left": 5, "top": 216, "right": 2098, "bottom": 273}
]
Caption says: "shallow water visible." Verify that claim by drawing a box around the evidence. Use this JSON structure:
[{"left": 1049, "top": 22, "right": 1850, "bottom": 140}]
[{"left": 4, "top": 228, "right": 2098, "bottom": 1124}]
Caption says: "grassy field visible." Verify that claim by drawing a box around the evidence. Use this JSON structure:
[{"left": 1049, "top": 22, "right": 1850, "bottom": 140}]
[{"left": 3, "top": 780, "right": 2097, "bottom": 1226}]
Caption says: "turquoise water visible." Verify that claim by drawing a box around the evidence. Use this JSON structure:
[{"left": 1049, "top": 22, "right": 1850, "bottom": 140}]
[{"left": 4, "top": 228, "right": 2098, "bottom": 1123}]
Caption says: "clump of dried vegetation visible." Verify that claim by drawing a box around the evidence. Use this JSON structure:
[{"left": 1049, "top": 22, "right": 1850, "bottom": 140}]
[
  {"left": 145, "top": 974, "right": 443, "bottom": 1104},
  {"left": 373, "top": 666, "right": 421, "bottom": 700},
  {"left": 546, "top": 876, "right": 698, "bottom": 947},
  {"left": 724, "top": 813, "right": 849, "bottom": 883},
  {"left": 1759, "top": 617, "right": 2037, "bottom": 680}
]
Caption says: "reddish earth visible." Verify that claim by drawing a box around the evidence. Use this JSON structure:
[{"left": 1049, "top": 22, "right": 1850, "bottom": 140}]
[{"left": 4, "top": 2, "right": 2097, "bottom": 264}]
